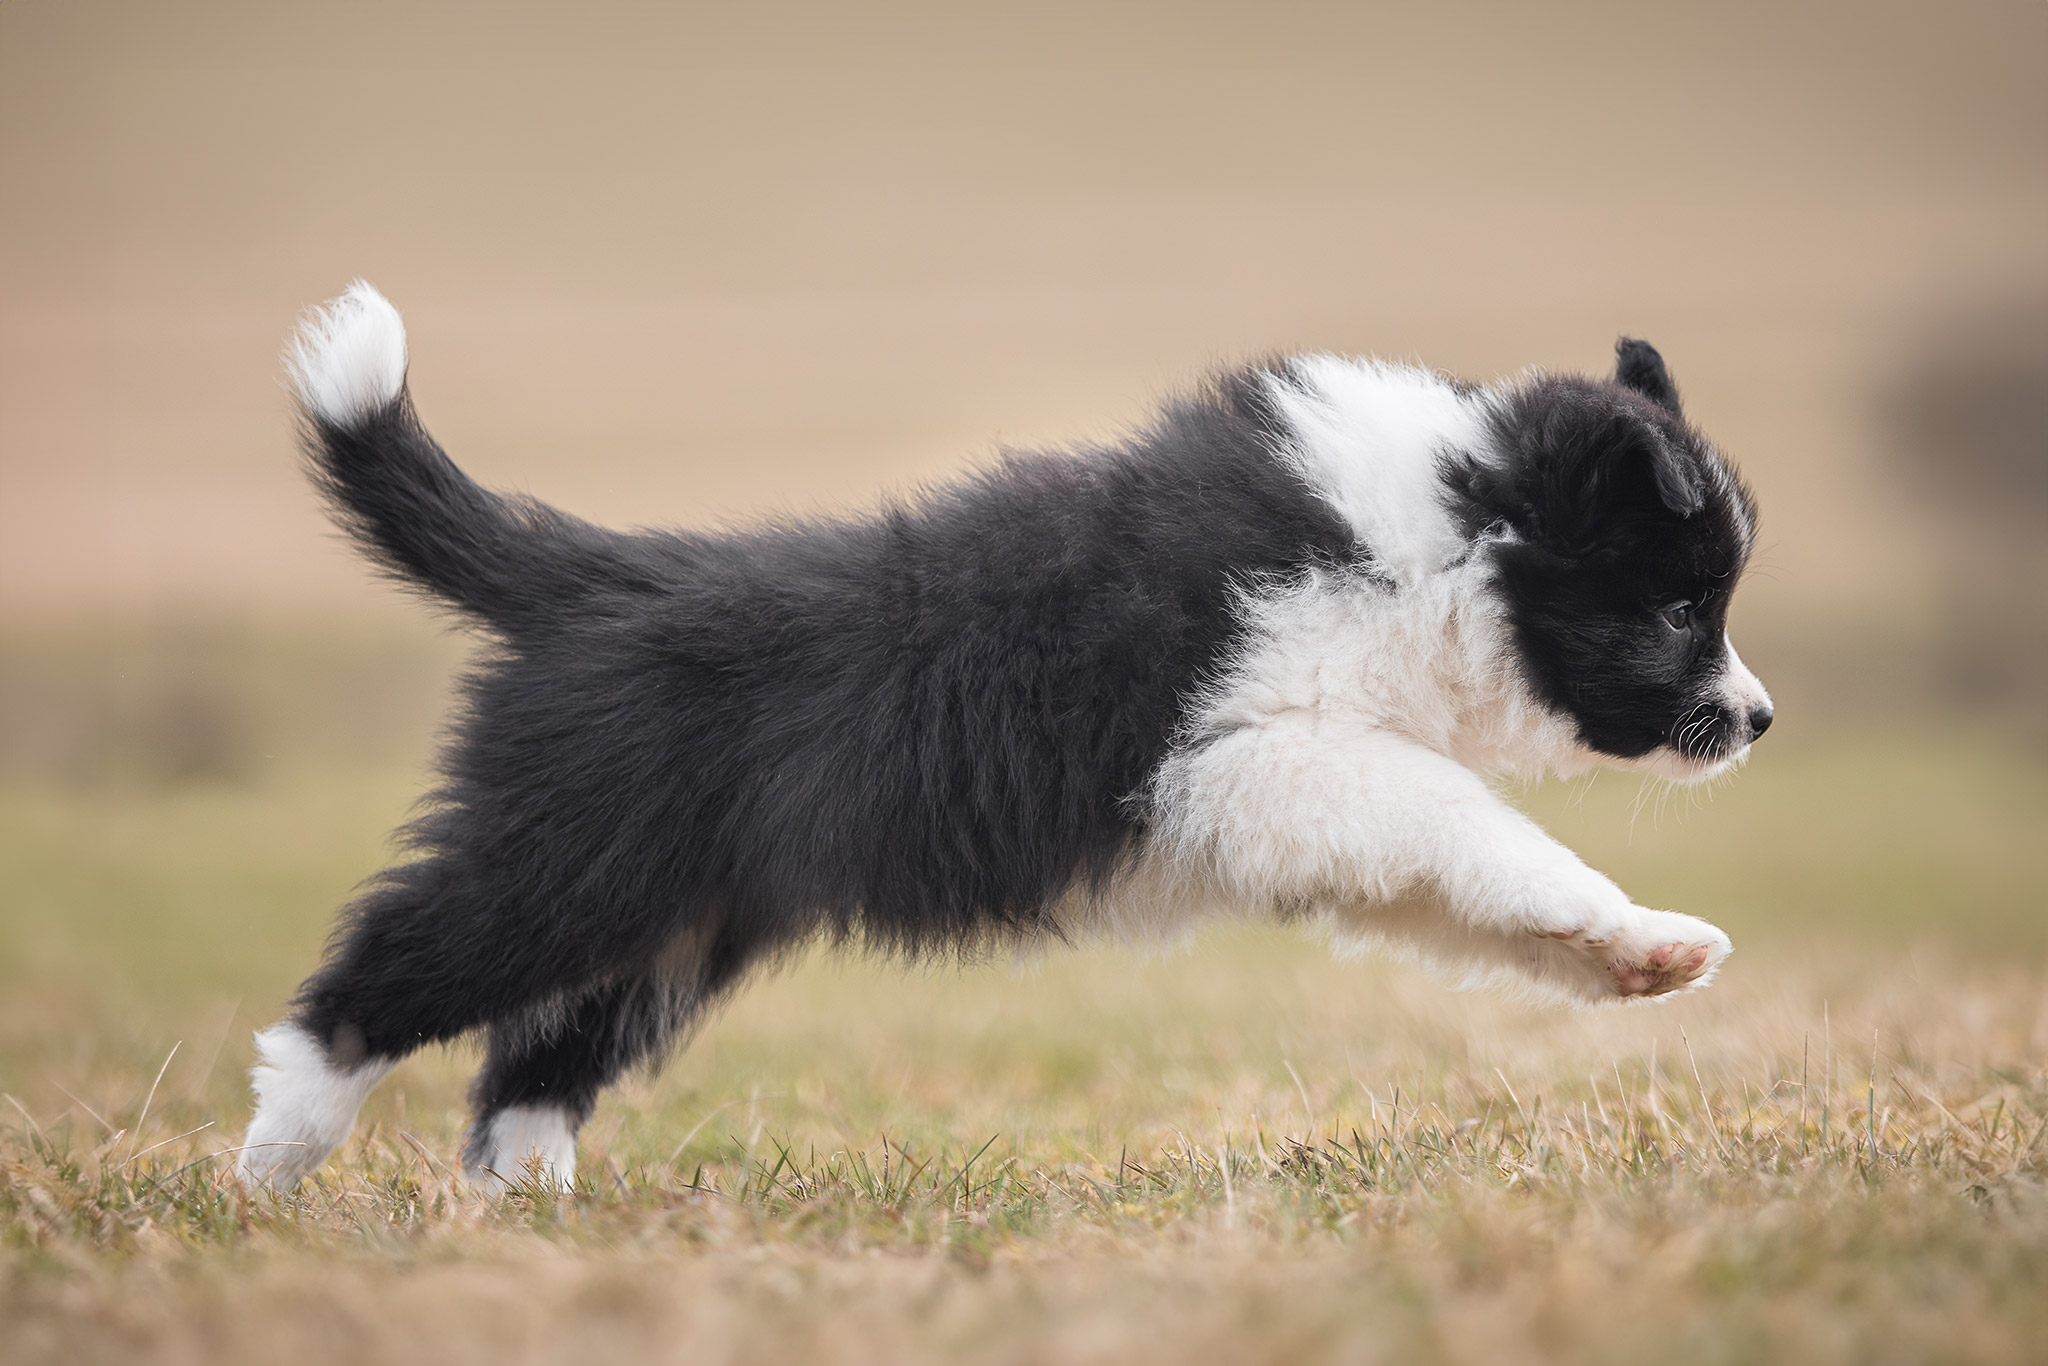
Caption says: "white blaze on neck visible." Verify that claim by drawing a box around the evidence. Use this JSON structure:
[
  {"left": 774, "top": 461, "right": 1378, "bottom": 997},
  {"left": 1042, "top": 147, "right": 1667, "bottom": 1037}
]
[{"left": 1262, "top": 356, "right": 1488, "bottom": 586}]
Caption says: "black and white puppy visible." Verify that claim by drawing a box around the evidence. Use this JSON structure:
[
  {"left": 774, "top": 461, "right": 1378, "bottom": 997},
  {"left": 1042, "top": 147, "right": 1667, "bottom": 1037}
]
[{"left": 239, "top": 283, "right": 1771, "bottom": 1192}]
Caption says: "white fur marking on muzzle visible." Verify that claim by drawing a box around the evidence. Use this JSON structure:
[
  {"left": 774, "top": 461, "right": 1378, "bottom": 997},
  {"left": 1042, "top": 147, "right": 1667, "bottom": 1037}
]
[{"left": 1722, "top": 637, "right": 1770, "bottom": 716}]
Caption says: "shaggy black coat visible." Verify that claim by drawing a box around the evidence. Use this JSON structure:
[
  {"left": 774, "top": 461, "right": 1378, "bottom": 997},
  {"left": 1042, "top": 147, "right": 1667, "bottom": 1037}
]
[{"left": 292, "top": 370, "right": 1350, "bottom": 1121}]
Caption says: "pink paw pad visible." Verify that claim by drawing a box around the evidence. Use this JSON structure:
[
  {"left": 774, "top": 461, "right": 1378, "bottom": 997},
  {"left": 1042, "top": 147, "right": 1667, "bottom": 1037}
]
[
  {"left": 1533, "top": 915, "right": 1730, "bottom": 1000},
  {"left": 1610, "top": 942, "right": 1715, "bottom": 996}
]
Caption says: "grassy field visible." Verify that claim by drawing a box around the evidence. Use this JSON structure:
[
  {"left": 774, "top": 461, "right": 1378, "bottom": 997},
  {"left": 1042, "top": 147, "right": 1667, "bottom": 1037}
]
[{"left": 3, "top": 645, "right": 2046, "bottom": 1364}]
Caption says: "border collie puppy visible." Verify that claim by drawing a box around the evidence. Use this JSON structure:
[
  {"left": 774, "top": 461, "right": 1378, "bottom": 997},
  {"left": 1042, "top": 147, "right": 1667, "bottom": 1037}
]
[{"left": 239, "top": 283, "right": 1771, "bottom": 1192}]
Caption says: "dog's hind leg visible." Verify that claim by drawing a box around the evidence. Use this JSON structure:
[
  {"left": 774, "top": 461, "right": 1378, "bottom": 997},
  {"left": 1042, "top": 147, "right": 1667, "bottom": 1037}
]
[
  {"left": 459, "top": 976, "right": 684, "bottom": 1192},
  {"left": 460, "top": 919, "right": 768, "bottom": 1191},
  {"left": 236, "top": 1016, "right": 398, "bottom": 1192},
  {"left": 238, "top": 857, "right": 659, "bottom": 1191}
]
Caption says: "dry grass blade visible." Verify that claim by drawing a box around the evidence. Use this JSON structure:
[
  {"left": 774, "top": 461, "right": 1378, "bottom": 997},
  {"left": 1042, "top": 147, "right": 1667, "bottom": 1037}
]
[{"left": 125, "top": 1039, "right": 181, "bottom": 1162}]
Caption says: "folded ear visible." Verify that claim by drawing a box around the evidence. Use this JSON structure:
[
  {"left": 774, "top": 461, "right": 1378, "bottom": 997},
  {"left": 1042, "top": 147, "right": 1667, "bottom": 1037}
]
[
  {"left": 1616, "top": 337, "right": 1682, "bottom": 415},
  {"left": 1615, "top": 415, "right": 1705, "bottom": 518},
  {"left": 1472, "top": 375, "right": 1709, "bottom": 558}
]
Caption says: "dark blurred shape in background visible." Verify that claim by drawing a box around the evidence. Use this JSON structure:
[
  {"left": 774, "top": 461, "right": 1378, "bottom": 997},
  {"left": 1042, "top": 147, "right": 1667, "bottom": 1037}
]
[
  {"left": 1889, "top": 296, "right": 2048, "bottom": 520},
  {"left": 1884, "top": 294, "right": 2048, "bottom": 735}
]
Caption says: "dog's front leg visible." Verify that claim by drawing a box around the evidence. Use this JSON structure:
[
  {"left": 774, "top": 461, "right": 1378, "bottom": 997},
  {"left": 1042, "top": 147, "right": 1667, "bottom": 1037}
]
[{"left": 1152, "top": 714, "right": 1731, "bottom": 1003}]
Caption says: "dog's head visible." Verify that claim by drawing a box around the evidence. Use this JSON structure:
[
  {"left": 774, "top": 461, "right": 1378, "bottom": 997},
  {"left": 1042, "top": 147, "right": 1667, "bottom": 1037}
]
[{"left": 1455, "top": 340, "right": 1771, "bottom": 780}]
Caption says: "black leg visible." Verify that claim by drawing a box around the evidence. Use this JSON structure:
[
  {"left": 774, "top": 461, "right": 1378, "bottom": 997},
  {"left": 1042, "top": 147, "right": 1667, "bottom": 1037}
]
[
  {"left": 456, "top": 915, "right": 783, "bottom": 1187},
  {"left": 458, "top": 971, "right": 705, "bottom": 1186},
  {"left": 471, "top": 975, "right": 692, "bottom": 1124},
  {"left": 289, "top": 855, "right": 662, "bottom": 1064}
]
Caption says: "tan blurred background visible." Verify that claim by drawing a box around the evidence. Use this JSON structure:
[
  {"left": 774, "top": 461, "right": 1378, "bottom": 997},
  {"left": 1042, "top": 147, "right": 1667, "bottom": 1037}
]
[{"left": 1, "top": 0, "right": 2044, "bottom": 835}]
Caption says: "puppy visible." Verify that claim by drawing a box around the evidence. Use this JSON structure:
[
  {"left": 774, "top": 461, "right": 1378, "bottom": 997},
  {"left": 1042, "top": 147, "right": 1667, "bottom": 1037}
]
[{"left": 239, "top": 282, "right": 1771, "bottom": 1192}]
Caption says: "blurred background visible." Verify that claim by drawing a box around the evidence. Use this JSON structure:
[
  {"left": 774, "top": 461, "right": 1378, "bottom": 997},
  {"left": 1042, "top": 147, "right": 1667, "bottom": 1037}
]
[{"left": 1, "top": 0, "right": 2045, "bottom": 1091}]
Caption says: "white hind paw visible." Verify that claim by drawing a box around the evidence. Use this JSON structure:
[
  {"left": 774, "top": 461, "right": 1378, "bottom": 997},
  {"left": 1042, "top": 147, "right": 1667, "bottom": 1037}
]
[
  {"left": 236, "top": 1022, "right": 394, "bottom": 1190},
  {"left": 461, "top": 1105, "right": 580, "bottom": 1194}
]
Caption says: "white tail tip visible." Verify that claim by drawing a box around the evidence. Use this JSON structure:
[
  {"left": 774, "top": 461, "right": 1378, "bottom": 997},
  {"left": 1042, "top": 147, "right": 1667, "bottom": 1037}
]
[{"left": 285, "top": 280, "right": 408, "bottom": 426}]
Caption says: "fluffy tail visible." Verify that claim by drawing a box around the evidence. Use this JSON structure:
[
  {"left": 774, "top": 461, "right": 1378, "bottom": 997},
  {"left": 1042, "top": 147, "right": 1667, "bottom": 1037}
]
[{"left": 286, "top": 282, "right": 645, "bottom": 631}]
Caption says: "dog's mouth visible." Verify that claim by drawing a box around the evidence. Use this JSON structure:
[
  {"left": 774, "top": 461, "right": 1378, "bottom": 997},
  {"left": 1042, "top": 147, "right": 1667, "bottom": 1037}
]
[
  {"left": 1581, "top": 733, "right": 1750, "bottom": 786},
  {"left": 1626, "top": 742, "right": 1750, "bottom": 785},
  {"left": 1630, "top": 700, "right": 1767, "bottom": 784}
]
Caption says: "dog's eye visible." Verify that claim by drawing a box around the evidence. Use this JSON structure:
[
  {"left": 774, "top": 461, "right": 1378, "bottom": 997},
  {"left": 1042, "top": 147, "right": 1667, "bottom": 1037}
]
[{"left": 1658, "top": 601, "right": 1694, "bottom": 632}]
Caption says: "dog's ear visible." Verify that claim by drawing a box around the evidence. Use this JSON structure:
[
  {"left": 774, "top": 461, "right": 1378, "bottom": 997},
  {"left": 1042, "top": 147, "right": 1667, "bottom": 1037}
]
[
  {"left": 1544, "top": 414, "right": 1705, "bottom": 536},
  {"left": 1475, "top": 377, "right": 1709, "bottom": 556},
  {"left": 1612, "top": 414, "right": 1704, "bottom": 519},
  {"left": 1615, "top": 338, "right": 1682, "bottom": 416},
  {"left": 1471, "top": 402, "right": 1706, "bottom": 557}
]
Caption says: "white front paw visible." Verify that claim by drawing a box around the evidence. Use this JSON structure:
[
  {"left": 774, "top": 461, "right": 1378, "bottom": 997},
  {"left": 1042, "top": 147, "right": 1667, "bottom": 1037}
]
[{"left": 1535, "top": 907, "right": 1732, "bottom": 1000}]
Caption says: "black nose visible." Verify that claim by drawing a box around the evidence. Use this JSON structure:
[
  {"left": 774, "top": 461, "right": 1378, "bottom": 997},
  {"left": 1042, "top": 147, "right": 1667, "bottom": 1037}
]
[{"left": 1748, "top": 702, "right": 1773, "bottom": 738}]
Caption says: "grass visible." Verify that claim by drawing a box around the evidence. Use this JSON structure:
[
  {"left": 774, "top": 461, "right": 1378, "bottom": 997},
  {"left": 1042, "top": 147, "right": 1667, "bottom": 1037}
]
[
  {"left": 5, "top": 943, "right": 2046, "bottom": 1365},
  {"left": 3, "top": 647, "right": 2046, "bottom": 1363}
]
